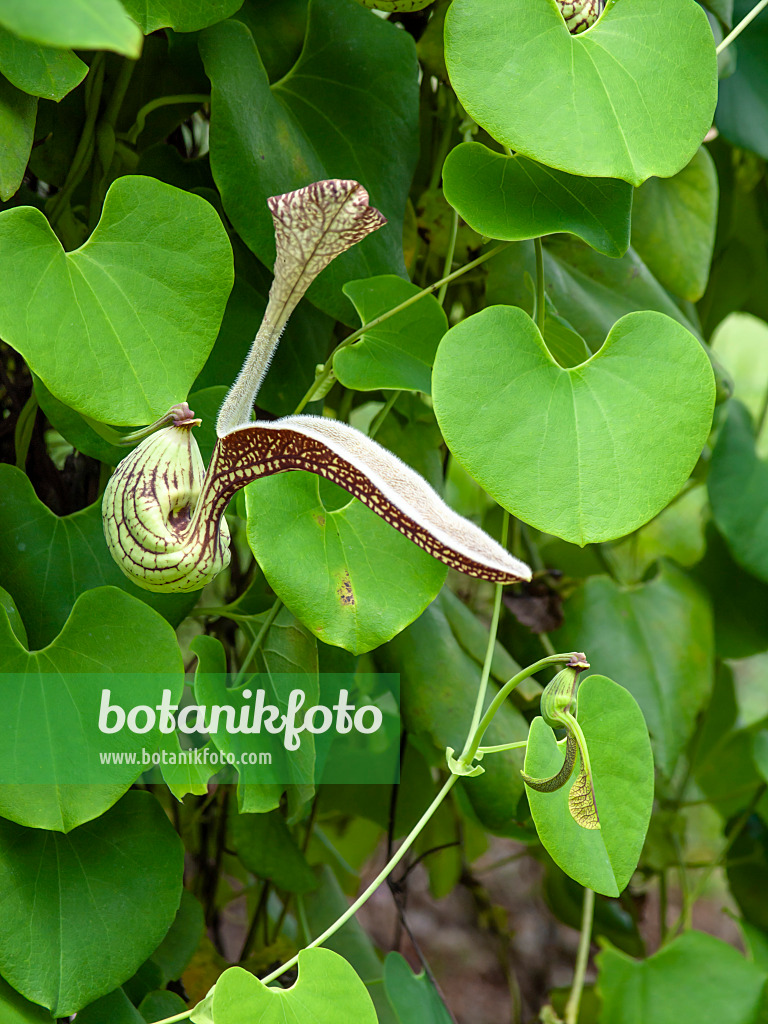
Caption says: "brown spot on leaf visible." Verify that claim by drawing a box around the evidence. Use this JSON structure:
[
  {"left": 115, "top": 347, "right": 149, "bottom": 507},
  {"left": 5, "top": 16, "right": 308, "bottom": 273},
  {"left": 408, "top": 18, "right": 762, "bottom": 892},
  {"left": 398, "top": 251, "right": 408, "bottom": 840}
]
[{"left": 337, "top": 571, "right": 355, "bottom": 607}]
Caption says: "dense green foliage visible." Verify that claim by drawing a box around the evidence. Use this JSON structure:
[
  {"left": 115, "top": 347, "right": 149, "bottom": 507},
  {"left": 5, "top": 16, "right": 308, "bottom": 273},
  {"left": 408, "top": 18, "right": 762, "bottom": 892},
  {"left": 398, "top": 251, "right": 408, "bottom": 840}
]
[{"left": 1, "top": 0, "right": 768, "bottom": 1021}]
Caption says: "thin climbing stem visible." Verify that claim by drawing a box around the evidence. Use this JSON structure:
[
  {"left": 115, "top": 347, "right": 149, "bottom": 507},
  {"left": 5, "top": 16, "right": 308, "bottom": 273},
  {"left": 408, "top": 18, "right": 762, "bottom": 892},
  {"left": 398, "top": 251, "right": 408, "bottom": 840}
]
[
  {"left": 48, "top": 54, "right": 106, "bottom": 226},
  {"left": 232, "top": 597, "right": 283, "bottom": 687},
  {"left": 294, "top": 243, "right": 511, "bottom": 412},
  {"left": 437, "top": 208, "right": 460, "bottom": 306},
  {"left": 534, "top": 236, "right": 546, "bottom": 332},
  {"left": 259, "top": 772, "right": 460, "bottom": 986},
  {"left": 716, "top": 0, "right": 768, "bottom": 54},
  {"left": 461, "top": 510, "right": 509, "bottom": 759},
  {"left": 121, "top": 93, "right": 211, "bottom": 145},
  {"left": 462, "top": 653, "right": 576, "bottom": 766},
  {"left": 564, "top": 887, "right": 595, "bottom": 1024},
  {"left": 368, "top": 390, "right": 401, "bottom": 438},
  {"left": 148, "top": 642, "right": 582, "bottom": 1022}
]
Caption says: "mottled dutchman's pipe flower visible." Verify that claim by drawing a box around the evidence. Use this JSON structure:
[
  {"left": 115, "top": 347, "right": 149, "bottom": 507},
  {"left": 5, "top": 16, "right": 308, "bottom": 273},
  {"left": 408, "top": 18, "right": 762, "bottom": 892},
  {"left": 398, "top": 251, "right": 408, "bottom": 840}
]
[
  {"left": 103, "top": 179, "right": 532, "bottom": 594},
  {"left": 556, "top": 0, "right": 601, "bottom": 33}
]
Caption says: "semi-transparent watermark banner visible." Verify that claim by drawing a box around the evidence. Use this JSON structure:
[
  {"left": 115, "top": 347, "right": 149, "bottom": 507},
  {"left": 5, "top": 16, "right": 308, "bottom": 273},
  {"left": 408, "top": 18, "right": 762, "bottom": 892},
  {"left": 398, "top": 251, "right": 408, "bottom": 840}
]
[{"left": 0, "top": 673, "right": 400, "bottom": 787}]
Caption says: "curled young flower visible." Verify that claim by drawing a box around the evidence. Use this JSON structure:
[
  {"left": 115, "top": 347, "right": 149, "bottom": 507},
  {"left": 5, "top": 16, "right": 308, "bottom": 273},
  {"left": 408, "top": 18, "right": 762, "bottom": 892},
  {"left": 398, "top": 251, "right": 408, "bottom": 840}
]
[
  {"left": 103, "top": 179, "right": 532, "bottom": 594},
  {"left": 521, "top": 654, "right": 600, "bottom": 830}
]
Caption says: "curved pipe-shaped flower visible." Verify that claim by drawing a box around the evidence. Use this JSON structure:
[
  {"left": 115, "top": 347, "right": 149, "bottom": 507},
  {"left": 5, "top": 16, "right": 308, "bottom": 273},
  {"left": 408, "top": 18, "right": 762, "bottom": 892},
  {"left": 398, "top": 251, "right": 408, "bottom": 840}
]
[{"left": 103, "top": 178, "right": 532, "bottom": 594}]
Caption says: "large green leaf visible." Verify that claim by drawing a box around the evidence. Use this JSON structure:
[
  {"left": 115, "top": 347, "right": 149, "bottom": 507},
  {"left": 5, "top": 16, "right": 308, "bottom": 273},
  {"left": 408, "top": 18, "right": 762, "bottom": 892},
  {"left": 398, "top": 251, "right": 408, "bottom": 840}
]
[
  {"left": 597, "top": 930, "right": 768, "bottom": 1024},
  {"left": 0, "top": 175, "right": 233, "bottom": 424},
  {"left": 379, "top": 591, "right": 532, "bottom": 837},
  {"left": 432, "top": 305, "right": 715, "bottom": 545},
  {"left": 384, "top": 953, "right": 453, "bottom": 1024},
  {"left": 333, "top": 275, "right": 447, "bottom": 393},
  {"left": 444, "top": 0, "right": 717, "bottom": 186},
  {"left": 200, "top": 0, "right": 419, "bottom": 323},
  {"left": 692, "top": 523, "right": 768, "bottom": 659},
  {"left": 631, "top": 147, "right": 718, "bottom": 301},
  {"left": 231, "top": 809, "right": 317, "bottom": 893},
  {"left": 486, "top": 238, "right": 703, "bottom": 354},
  {"left": 0, "top": 977, "right": 50, "bottom": 1024},
  {"left": 0, "top": 0, "right": 142, "bottom": 56},
  {"left": 122, "top": 0, "right": 244, "bottom": 32},
  {"left": 0, "top": 74, "right": 35, "bottom": 201},
  {"left": 442, "top": 142, "right": 632, "bottom": 257},
  {"left": 245, "top": 472, "right": 447, "bottom": 655},
  {"left": 191, "top": 951, "right": 378, "bottom": 1024},
  {"left": 709, "top": 400, "right": 768, "bottom": 582},
  {"left": 0, "top": 586, "right": 184, "bottom": 830},
  {"left": 716, "top": 0, "right": 768, "bottom": 159},
  {"left": 0, "top": 791, "right": 184, "bottom": 1017},
  {"left": 554, "top": 567, "right": 714, "bottom": 776},
  {"left": 0, "top": 28, "right": 86, "bottom": 100},
  {"left": 711, "top": 313, "right": 768, "bottom": 456},
  {"left": 524, "top": 675, "right": 653, "bottom": 897},
  {"left": 0, "top": 464, "right": 198, "bottom": 648}
]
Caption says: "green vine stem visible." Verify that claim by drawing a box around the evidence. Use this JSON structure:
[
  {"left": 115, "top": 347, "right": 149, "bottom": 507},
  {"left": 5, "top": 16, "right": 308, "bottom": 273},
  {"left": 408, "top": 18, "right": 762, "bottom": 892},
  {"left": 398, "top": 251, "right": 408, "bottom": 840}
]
[
  {"left": 716, "top": 0, "right": 768, "bottom": 54},
  {"left": 564, "top": 887, "right": 595, "bottom": 1024},
  {"left": 534, "top": 236, "right": 546, "bottom": 332},
  {"left": 460, "top": 510, "right": 510, "bottom": 759},
  {"left": 294, "top": 241, "right": 511, "bottom": 412},
  {"left": 120, "top": 93, "right": 211, "bottom": 145},
  {"left": 460, "top": 652, "right": 577, "bottom": 768},
  {"left": 148, "top": 637, "right": 582, "bottom": 1023},
  {"left": 47, "top": 54, "right": 106, "bottom": 227}
]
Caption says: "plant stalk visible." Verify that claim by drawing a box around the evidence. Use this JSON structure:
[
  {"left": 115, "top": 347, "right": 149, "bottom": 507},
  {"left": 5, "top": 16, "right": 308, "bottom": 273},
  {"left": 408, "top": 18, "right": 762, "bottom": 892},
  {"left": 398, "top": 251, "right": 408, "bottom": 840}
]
[
  {"left": 564, "top": 887, "right": 595, "bottom": 1024},
  {"left": 294, "top": 242, "right": 511, "bottom": 413},
  {"left": 716, "top": 0, "right": 768, "bottom": 53}
]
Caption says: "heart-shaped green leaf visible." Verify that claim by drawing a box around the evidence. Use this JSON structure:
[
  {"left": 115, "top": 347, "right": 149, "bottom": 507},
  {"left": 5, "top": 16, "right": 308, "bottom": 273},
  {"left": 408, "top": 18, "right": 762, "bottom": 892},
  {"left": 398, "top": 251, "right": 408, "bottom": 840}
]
[
  {"left": 597, "top": 930, "right": 768, "bottom": 1024},
  {"left": 122, "top": 0, "right": 244, "bottom": 33},
  {"left": 192, "top": 950, "right": 377, "bottom": 1024},
  {"left": 631, "top": 147, "right": 718, "bottom": 302},
  {"left": 0, "top": 464, "right": 198, "bottom": 648},
  {"left": 432, "top": 305, "right": 715, "bottom": 544},
  {"left": 0, "top": 28, "right": 87, "bottom": 101},
  {"left": 554, "top": 566, "right": 714, "bottom": 776},
  {"left": 0, "top": 75, "right": 35, "bottom": 201},
  {"left": 709, "top": 399, "right": 768, "bottom": 582},
  {"left": 0, "top": 175, "right": 233, "bottom": 424},
  {"left": 444, "top": 0, "right": 717, "bottom": 186},
  {"left": 200, "top": 0, "right": 418, "bottom": 323},
  {"left": 245, "top": 472, "right": 447, "bottom": 655},
  {"left": 0, "top": 0, "right": 142, "bottom": 56},
  {"left": 524, "top": 675, "right": 654, "bottom": 896},
  {"left": 0, "top": 586, "right": 183, "bottom": 831},
  {"left": 442, "top": 142, "right": 632, "bottom": 257},
  {"left": 0, "top": 791, "right": 184, "bottom": 1017},
  {"left": 334, "top": 275, "right": 448, "bottom": 393}
]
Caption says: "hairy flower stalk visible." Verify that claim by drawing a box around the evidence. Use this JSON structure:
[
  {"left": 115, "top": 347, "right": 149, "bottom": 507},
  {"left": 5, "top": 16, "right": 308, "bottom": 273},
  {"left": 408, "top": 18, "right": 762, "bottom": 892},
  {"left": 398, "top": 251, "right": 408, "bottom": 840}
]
[
  {"left": 521, "top": 654, "right": 601, "bottom": 830},
  {"left": 103, "top": 179, "right": 532, "bottom": 593}
]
